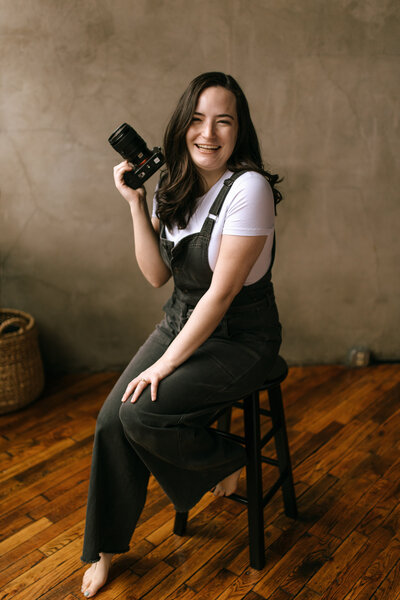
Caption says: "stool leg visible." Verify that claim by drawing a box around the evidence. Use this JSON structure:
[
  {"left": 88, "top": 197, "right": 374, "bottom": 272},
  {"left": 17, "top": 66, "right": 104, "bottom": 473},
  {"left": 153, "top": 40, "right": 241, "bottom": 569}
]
[
  {"left": 243, "top": 392, "right": 265, "bottom": 570},
  {"left": 268, "top": 386, "right": 297, "bottom": 519},
  {"left": 174, "top": 511, "right": 188, "bottom": 536}
]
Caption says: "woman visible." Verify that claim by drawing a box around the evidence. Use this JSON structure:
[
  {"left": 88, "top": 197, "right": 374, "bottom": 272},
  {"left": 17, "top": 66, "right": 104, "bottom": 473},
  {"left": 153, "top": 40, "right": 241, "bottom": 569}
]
[{"left": 81, "top": 72, "right": 282, "bottom": 598}]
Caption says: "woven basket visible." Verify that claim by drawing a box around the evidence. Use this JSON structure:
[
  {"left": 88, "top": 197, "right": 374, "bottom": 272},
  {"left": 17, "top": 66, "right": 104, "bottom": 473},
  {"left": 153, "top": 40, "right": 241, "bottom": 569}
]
[{"left": 0, "top": 309, "right": 45, "bottom": 414}]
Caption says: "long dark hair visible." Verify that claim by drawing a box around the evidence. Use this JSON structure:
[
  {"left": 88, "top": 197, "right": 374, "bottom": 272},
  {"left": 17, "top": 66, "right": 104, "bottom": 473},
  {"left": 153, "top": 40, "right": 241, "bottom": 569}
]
[{"left": 156, "top": 72, "right": 282, "bottom": 229}]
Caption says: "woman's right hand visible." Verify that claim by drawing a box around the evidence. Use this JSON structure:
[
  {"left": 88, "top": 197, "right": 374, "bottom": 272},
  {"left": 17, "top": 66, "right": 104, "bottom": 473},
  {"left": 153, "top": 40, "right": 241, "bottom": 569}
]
[{"left": 113, "top": 160, "right": 146, "bottom": 205}]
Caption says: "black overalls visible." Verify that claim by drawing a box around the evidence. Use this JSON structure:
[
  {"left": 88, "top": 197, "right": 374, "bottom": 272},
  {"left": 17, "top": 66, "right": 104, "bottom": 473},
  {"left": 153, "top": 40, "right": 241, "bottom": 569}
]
[{"left": 81, "top": 172, "right": 281, "bottom": 563}]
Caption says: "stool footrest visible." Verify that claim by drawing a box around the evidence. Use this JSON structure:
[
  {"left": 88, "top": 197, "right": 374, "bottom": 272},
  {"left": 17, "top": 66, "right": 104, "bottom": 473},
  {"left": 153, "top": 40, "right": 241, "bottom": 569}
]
[
  {"left": 226, "top": 492, "right": 248, "bottom": 506},
  {"left": 213, "top": 429, "right": 245, "bottom": 446},
  {"left": 260, "top": 408, "right": 272, "bottom": 417},
  {"left": 232, "top": 401, "right": 244, "bottom": 408},
  {"left": 261, "top": 455, "right": 279, "bottom": 467},
  {"left": 219, "top": 472, "right": 288, "bottom": 509},
  {"left": 260, "top": 428, "right": 275, "bottom": 448}
]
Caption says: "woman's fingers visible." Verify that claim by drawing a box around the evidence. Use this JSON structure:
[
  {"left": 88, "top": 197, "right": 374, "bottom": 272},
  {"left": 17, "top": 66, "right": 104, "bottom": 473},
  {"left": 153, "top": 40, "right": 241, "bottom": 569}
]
[
  {"left": 130, "top": 378, "right": 150, "bottom": 403},
  {"left": 150, "top": 380, "right": 158, "bottom": 402},
  {"left": 113, "top": 161, "right": 146, "bottom": 203},
  {"left": 121, "top": 375, "right": 159, "bottom": 404},
  {"left": 121, "top": 379, "right": 137, "bottom": 403},
  {"left": 121, "top": 359, "right": 172, "bottom": 404},
  {"left": 113, "top": 161, "right": 132, "bottom": 186}
]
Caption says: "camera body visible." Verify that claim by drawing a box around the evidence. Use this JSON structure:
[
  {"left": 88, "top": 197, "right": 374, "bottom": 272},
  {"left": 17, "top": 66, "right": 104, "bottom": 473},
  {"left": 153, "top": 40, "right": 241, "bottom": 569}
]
[{"left": 108, "top": 123, "right": 165, "bottom": 189}]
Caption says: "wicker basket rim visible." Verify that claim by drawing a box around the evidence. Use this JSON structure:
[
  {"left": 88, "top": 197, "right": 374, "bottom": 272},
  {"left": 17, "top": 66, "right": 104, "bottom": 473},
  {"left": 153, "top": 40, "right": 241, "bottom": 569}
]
[{"left": 0, "top": 308, "right": 35, "bottom": 339}]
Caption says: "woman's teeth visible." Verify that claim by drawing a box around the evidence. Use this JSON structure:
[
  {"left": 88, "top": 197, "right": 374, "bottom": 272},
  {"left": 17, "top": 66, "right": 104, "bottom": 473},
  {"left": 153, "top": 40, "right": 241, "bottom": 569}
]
[{"left": 195, "top": 144, "right": 220, "bottom": 152}]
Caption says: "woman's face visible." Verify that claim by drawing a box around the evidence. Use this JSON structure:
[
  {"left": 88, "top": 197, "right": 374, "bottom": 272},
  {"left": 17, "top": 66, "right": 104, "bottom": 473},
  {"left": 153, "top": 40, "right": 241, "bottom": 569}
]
[{"left": 185, "top": 86, "right": 238, "bottom": 187}]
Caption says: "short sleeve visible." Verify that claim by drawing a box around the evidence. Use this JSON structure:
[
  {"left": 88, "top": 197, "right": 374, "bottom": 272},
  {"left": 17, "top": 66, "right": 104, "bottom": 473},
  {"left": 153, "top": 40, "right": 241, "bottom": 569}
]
[
  {"left": 152, "top": 179, "right": 161, "bottom": 218},
  {"left": 152, "top": 195, "right": 158, "bottom": 218},
  {"left": 222, "top": 172, "right": 275, "bottom": 236}
]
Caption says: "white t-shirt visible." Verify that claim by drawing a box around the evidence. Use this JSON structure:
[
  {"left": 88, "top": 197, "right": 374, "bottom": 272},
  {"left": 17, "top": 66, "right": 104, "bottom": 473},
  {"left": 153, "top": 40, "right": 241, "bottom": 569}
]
[{"left": 152, "top": 170, "right": 275, "bottom": 285}]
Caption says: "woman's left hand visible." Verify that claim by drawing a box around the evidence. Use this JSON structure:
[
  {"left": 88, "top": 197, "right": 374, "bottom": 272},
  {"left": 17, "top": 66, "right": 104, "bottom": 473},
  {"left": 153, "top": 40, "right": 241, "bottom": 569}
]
[{"left": 121, "top": 358, "right": 175, "bottom": 404}]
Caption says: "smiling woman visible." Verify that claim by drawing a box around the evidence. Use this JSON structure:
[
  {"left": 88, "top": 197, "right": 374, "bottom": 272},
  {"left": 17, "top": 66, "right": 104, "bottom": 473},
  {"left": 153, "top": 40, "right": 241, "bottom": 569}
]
[{"left": 80, "top": 72, "right": 283, "bottom": 598}]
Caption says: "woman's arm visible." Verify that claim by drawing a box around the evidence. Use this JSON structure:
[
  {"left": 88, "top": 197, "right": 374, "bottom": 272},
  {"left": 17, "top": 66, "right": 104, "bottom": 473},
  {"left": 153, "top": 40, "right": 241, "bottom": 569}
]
[
  {"left": 114, "top": 161, "right": 171, "bottom": 287},
  {"left": 122, "top": 233, "right": 267, "bottom": 403}
]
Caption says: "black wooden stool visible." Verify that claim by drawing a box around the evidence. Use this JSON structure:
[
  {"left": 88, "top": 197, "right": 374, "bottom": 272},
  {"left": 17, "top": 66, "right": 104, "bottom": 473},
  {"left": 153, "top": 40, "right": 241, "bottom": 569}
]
[{"left": 173, "top": 355, "right": 297, "bottom": 570}]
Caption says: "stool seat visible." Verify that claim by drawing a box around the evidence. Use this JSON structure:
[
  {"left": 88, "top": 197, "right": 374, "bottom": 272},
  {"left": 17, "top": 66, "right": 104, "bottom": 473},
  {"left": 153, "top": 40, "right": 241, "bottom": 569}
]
[
  {"left": 173, "top": 354, "right": 297, "bottom": 570},
  {"left": 263, "top": 354, "right": 288, "bottom": 384}
]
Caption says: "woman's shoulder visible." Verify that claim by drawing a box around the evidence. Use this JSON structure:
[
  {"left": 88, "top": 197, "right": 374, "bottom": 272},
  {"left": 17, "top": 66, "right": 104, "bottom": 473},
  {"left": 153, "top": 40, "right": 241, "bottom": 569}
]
[{"left": 228, "top": 170, "right": 273, "bottom": 199}]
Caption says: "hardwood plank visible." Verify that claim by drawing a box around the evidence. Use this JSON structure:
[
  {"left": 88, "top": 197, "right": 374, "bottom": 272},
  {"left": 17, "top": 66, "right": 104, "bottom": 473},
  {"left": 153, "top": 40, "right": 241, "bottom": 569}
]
[
  {"left": 39, "top": 519, "right": 85, "bottom": 557},
  {"left": 0, "top": 372, "right": 116, "bottom": 433},
  {"left": 261, "top": 588, "right": 292, "bottom": 600},
  {"left": 254, "top": 533, "right": 339, "bottom": 598},
  {"left": 311, "top": 526, "right": 394, "bottom": 600},
  {"left": 281, "top": 366, "right": 347, "bottom": 411},
  {"left": 292, "top": 587, "right": 321, "bottom": 600},
  {"left": 297, "top": 366, "right": 400, "bottom": 434},
  {"left": 0, "top": 549, "right": 45, "bottom": 588},
  {"left": 0, "top": 516, "right": 50, "bottom": 555},
  {"left": 0, "top": 457, "right": 92, "bottom": 520},
  {"left": 222, "top": 524, "right": 282, "bottom": 578},
  {"left": 342, "top": 536, "right": 400, "bottom": 599},
  {"left": 140, "top": 511, "right": 251, "bottom": 600},
  {"left": 293, "top": 370, "right": 375, "bottom": 432},
  {"left": 0, "top": 537, "right": 83, "bottom": 600},
  {"left": 293, "top": 419, "right": 378, "bottom": 485},
  {"left": 307, "top": 471, "right": 385, "bottom": 540},
  {"left": 270, "top": 474, "right": 339, "bottom": 555},
  {"left": 0, "top": 438, "right": 76, "bottom": 483},
  {"left": 122, "top": 560, "right": 174, "bottom": 598},
  {"left": 306, "top": 530, "right": 368, "bottom": 595},
  {"left": 366, "top": 382, "right": 400, "bottom": 424},
  {"left": 165, "top": 584, "right": 197, "bottom": 600},
  {"left": 207, "top": 566, "right": 269, "bottom": 600},
  {"left": 290, "top": 421, "right": 345, "bottom": 470},
  {"left": 27, "top": 478, "right": 89, "bottom": 523},
  {"left": 190, "top": 568, "right": 238, "bottom": 600},
  {"left": 0, "top": 507, "right": 86, "bottom": 575},
  {"left": 370, "top": 558, "right": 400, "bottom": 599},
  {"left": 0, "top": 494, "right": 49, "bottom": 541},
  {"left": 355, "top": 477, "right": 400, "bottom": 537}
]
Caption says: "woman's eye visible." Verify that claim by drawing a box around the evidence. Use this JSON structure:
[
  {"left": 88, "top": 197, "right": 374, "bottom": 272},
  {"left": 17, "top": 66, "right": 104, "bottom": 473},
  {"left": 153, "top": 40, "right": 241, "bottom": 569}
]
[{"left": 191, "top": 117, "right": 201, "bottom": 123}]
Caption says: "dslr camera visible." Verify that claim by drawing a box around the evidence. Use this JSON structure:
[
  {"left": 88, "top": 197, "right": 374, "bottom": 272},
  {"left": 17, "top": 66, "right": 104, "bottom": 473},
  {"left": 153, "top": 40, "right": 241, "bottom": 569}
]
[{"left": 108, "top": 123, "right": 165, "bottom": 189}]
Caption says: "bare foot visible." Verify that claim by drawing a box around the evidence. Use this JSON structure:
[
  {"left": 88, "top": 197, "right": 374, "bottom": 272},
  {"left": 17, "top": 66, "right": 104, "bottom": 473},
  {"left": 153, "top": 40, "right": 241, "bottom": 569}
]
[
  {"left": 213, "top": 467, "right": 243, "bottom": 497},
  {"left": 81, "top": 552, "right": 113, "bottom": 597}
]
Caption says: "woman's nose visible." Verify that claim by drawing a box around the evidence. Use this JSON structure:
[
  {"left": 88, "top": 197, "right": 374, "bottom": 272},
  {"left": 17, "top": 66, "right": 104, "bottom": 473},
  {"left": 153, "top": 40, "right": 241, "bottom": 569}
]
[{"left": 201, "top": 120, "right": 216, "bottom": 139}]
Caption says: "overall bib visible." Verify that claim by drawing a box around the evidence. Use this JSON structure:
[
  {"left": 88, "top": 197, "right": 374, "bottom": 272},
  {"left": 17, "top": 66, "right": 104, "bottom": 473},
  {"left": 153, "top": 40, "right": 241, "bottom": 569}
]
[{"left": 81, "top": 172, "right": 281, "bottom": 563}]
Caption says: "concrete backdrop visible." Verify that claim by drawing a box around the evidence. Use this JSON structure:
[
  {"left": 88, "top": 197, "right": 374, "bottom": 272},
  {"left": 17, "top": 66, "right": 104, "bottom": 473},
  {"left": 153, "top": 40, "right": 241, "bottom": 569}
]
[{"left": 1, "top": 0, "right": 399, "bottom": 372}]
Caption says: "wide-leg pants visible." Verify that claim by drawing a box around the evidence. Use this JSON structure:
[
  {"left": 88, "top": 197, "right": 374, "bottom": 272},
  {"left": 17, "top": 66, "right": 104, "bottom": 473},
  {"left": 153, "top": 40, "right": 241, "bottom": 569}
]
[{"left": 81, "top": 298, "right": 281, "bottom": 563}]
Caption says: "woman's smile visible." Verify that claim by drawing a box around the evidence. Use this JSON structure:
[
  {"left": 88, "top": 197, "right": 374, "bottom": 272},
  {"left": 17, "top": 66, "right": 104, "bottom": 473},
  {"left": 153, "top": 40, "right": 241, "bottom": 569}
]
[{"left": 195, "top": 143, "right": 221, "bottom": 153}]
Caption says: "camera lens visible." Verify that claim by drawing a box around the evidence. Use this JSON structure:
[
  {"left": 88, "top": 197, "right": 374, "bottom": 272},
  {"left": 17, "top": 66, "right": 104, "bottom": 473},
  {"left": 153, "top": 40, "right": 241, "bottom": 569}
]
[{"left": 108, "top": 123, "right": 152, "bottom": 168}]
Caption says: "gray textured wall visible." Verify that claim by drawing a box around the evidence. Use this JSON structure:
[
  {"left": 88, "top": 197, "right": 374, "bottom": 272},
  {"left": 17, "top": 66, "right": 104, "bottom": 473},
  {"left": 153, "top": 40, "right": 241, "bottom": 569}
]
[{"left": 1, "top": 0, "right": 399, "bottom": 372}]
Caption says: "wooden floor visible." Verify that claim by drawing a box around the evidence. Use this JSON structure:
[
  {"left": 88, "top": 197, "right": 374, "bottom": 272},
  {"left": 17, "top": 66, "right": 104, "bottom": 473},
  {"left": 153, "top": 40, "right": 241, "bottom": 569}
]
[{"left": 0, "top": 363, "right": 400, "bottom": 600}]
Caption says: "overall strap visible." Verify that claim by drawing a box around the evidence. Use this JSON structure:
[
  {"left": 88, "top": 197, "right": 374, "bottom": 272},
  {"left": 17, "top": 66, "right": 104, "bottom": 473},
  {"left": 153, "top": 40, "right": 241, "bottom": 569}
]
[
  {"left": 269, "top": 232, "right": 276, "bottom": 272},
  {"left": 200, "top": 171, "right": 246, "bottom": 238}
]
